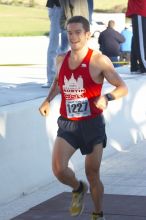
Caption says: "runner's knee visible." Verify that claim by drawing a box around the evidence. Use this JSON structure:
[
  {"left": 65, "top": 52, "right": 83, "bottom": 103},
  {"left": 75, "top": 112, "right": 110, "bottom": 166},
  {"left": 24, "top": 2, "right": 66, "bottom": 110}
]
[
  {"left": 85, "top": 167, "right": 100, "bottom": 184},
  {"left": 52, "top": 164, "right": 66, "bottom": 179}
]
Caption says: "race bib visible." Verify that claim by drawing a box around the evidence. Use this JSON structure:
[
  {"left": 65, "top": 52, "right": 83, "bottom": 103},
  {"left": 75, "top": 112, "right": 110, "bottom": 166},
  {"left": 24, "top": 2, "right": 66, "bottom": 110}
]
[{"left": 66, "top": 97, "right": 91, "bottom": 118}]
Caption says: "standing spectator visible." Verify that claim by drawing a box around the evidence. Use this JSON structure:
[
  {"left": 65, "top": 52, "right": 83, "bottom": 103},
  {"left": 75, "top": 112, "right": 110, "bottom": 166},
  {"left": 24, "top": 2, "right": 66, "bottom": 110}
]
[
  {"left": 98, "top": 20, "right": 125, "bottom": 67},
  {"left": 126, "top": 0, "right": 146, "bottom": 73},
  {"left": 120, "top": 25, "right": 133, "bottom": 62},
  {"left": 42, "top": 0, "right": 61, "bottom": 88}
]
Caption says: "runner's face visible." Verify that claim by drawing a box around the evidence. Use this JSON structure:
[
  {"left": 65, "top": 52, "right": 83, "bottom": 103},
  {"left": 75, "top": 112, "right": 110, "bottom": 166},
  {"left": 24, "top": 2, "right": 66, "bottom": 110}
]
[{"left": 67, "top": 23, "right": 90, "bottom": 51}]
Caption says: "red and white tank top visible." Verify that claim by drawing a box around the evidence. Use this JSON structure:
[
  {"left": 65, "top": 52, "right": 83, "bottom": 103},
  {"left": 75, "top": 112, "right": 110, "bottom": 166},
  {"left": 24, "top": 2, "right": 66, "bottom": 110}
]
[{"left": 58, "top": 48, "right": 103, "bottom": 121}]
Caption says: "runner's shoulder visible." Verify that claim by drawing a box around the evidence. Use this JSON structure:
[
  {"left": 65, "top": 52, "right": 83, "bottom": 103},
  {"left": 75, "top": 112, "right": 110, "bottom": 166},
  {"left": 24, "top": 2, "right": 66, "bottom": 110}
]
[
  {"left": 91, "top": 50, "right": 102, "bottom": 62},
  {"left": 91, "top": 50, "right": 112, "bottom": 66}
]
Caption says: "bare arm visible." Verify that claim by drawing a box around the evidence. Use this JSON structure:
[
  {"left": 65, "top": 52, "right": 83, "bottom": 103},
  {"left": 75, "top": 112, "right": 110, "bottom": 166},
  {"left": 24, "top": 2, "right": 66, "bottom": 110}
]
[
  {"left": 45, "top": 76, "right": 60, "bottom": 103},
  {"left": 102, "top": 55, "right": 128, "bottom": 98},
  {"left": 39, "top": 55, "right": 64, "bottom": 116},
  {"left": 94, "top": 54, "right": 128, "bottom": 110},
  {"left": 39, "top": 76, "right": 60, "bottom": 116}
]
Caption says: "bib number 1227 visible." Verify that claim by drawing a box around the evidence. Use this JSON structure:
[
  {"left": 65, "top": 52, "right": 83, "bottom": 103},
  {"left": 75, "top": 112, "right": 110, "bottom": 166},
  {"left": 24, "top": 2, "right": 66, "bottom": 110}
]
[{"left": 66, "top": 98, "right": 91, "bottom": 118}]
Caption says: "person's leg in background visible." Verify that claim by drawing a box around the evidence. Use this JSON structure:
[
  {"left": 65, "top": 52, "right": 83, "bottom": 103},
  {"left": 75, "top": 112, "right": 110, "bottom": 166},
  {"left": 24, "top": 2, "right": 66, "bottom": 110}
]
[
  {"left": 130, "top": 35, "right": 139, "bottom": 72},
  {"left": 130, "top": 15, "right": 141, "bottom": 73},
  {"left": 59, "top": 28, "right": 69, "bottom": 54},
  {"left": 138, "top": 15, "right": 146, "bottom": 73},
  {"left": 87, "top": 0, "right": 93, "bottom": 24},
  {"left": 42, "top": 6, "right": 61, "bottom": 88}
]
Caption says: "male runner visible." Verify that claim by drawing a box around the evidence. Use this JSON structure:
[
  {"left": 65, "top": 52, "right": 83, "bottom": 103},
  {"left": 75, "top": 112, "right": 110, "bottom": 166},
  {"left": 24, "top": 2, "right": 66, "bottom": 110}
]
[{"left": 39, "top": 16, "right": 128, "bottom": 220}]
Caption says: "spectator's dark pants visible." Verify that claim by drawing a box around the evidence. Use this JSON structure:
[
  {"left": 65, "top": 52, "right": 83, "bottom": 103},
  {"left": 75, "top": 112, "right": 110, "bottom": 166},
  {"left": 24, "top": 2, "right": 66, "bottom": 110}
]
[{"left": 131, "top": 15, "right": 146, "bottom": 73}]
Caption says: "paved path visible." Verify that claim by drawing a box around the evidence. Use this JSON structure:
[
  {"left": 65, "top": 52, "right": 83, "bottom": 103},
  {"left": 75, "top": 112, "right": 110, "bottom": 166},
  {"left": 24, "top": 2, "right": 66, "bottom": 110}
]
[
  {"left": 11, "top": 193, "right": 146, "bottom": 220},
  {"left": 0, "top": 65, "right": 48, "bottom": 106},
  {"left": 0, "top": 37, "right": 48, "bottom": 65}
]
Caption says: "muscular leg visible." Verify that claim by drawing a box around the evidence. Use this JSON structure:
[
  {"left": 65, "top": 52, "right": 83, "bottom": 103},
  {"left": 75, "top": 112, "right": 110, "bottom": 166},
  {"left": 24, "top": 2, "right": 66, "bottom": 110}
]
[
  {"left": 85, "top": 143, "right": 104, "bottom": 213},
  {"left": 52, "top": 137, "right": 80, "bottom": 190}
]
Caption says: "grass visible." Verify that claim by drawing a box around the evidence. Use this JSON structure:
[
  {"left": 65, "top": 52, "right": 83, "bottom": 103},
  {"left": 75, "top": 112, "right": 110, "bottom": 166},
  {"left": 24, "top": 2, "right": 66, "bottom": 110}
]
[
  {"left": 0, "top": 0, "right": 128, "bottom": 36},
  {"left": 0, "top": 4, "right": 49, "bottom": 36},
  {"left": 94, "top": 0, "right": 127, "bottom": 12}
]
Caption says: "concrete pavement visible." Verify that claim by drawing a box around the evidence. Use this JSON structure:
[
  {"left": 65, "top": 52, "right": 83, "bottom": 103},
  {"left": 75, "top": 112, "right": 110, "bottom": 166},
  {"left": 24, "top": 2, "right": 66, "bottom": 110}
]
[
  {"left": 11, "top": 193, "right": 146, "bottom": 220},
  {"left": 0, "top": 64, "right": 48, "bottom": 106},
  {"left": 0, "top": 37, "right": 48, "bottom": 65}
]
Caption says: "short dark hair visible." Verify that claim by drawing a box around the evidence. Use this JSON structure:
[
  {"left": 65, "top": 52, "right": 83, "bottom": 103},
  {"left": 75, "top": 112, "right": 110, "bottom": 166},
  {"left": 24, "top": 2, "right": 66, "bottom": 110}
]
[
  {"left": 108, "top": 20, "right": 115, "bottom": 28},
  {"left": 67, "top": 16, "right": 90, "bottom": 32}
]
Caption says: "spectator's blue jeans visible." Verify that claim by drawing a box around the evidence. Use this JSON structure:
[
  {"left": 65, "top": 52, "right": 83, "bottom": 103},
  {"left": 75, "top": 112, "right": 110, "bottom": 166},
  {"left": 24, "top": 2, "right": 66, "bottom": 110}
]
[
  {"left": 87, "top": 0, "right": 93, "bottom": 24},
  {"left": 59, "top": 28, "right": 69, "bottom": 54},
  {"left": 47, "top": 6, "right": 61, "bottom": 83}
]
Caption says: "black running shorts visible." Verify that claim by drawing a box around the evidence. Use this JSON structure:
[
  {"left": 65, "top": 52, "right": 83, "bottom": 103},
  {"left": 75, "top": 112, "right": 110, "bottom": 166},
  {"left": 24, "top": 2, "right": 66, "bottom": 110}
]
[{"left": 57, "top": 114, "right": 107, "bottom": 155}]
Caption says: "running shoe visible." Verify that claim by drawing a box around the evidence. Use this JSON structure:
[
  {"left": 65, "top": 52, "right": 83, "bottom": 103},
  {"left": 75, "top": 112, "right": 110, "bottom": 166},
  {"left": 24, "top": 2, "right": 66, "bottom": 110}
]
[
  {"left": 91, "top": 212, "right": 106, "bottom": 220},
  {"left": 69, "top": 181, "right": 88, "bottom": 216}
]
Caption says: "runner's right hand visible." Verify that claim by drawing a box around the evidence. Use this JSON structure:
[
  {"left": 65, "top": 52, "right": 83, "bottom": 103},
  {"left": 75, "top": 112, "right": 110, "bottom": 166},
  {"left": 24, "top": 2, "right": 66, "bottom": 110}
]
[{"left": 39, "top": 100, "right": 50, "bottom": 116}]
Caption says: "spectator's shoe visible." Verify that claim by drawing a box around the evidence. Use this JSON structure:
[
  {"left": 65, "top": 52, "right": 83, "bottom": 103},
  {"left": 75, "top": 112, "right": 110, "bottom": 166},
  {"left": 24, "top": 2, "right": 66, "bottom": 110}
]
[
  {"left": 41, "top": 82, "right": 52, "bottom": 88},
  {"left": 91, "top": 212, "right": 106, "bottom": 220},
  {"left": 69, "top": 181, "right": 88, "bottom": 216}
]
